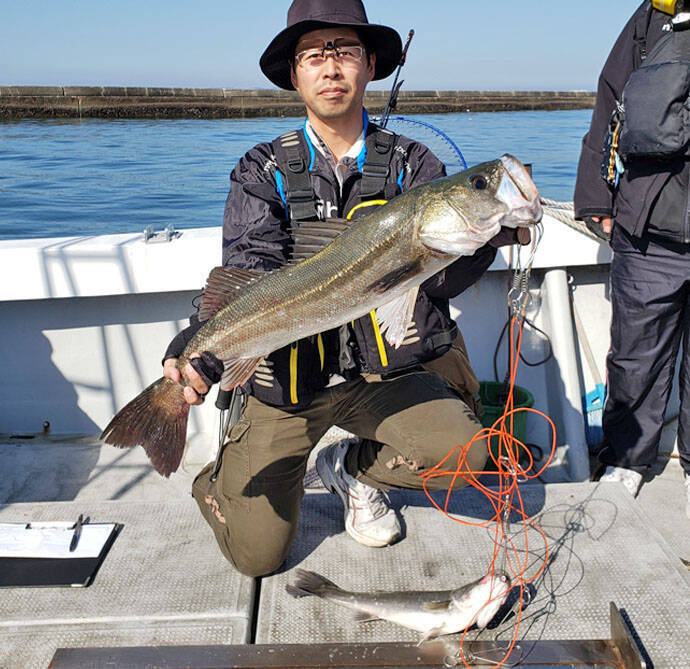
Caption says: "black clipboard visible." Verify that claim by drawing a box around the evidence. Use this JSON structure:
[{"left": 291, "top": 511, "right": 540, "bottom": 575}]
[{"left": 0, "top": 522, "right": 122, "bottom": 588}]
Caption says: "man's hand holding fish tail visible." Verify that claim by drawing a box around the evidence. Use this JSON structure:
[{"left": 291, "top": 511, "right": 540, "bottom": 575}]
[
  {"left": 100, "top": 0, "right": 542, "bottom": 578},
  {"left": 163, "top": 352, "right": 223, "bottom": 405}
]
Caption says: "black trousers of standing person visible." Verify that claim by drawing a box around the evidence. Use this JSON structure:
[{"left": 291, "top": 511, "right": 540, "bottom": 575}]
[{"left": 600, "top": 225, "right": 690, "bottom": 477}]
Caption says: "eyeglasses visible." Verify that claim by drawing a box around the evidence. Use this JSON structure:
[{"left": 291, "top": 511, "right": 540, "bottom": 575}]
[{"left": 295, "top": 39, "right": 365, "bottom": 68}]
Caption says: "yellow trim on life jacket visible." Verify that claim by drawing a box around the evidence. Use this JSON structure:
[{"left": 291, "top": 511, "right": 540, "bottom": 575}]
[
  {"left": 346, "top": 199, "right": 388, "bottom": 220},
  {"left": 653, "top": 0, "right": 678, "bottom": 15},
  {"left": 607, "top": 122, "right": 622, "bottom": 184},
  {"left": 317, "top": 333, "right": 324, "bottom": 371},
  {"left": 369, "top": 311, "right": 389, "bottom": 367},
  {"left": 289, "top": 342, "right": 299, "bottom": 404},
  {"left": 346, "top": 199, "right": 390, "bottom": 369}
]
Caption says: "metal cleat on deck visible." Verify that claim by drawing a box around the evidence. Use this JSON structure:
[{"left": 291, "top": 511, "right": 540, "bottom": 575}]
[{"left": 142, "top": 223, "right": 180, "bottom": 243}]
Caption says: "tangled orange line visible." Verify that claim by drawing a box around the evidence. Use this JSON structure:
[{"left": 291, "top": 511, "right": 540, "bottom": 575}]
[{"left": 420, "top": 315, "right": 557, "bottom": 668}]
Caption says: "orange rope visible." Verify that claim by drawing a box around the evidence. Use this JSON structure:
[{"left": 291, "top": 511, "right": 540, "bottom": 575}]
[{"left": 420, "top": 315, "right": 557, "bottom": 668}]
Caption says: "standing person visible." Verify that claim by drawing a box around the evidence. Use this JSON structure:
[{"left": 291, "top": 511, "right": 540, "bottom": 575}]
[
  {"left": 574, "top": 0, "right": 690, "bottom": 515},
  {"left": 164, "top": 0, "right": 529, "bottom": 576}
]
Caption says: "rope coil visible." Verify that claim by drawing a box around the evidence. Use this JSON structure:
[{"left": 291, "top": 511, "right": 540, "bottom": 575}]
[
  {"left": 421, "top": 316, "right": 557, "bottom": 668},
  {"left": 421, "top": 229, "right": 557, "bottom": 668}
]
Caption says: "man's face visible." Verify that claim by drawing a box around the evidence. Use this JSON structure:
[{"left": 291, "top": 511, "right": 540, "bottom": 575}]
[{"left": 290, "top": 27, "right": 376, "bottom": 122}]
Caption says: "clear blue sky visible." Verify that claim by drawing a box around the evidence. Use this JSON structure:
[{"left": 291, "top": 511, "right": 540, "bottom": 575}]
[{"left": 2, "top": 0, "right": 642, "bottom": 90}]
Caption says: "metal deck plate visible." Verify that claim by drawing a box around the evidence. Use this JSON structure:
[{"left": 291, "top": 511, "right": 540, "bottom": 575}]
[
  {"left": 48, "top": 639, "right": 629, "bottom": 668},
  {"left": 0, "top": 499, "right": 253, "bottom": 669},
  {"left": 258, "top": 482, "right": 690, "bottom": 668}
]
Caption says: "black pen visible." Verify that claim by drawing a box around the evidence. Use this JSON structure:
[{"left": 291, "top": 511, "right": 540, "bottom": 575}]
[{"left": 69, "top": 514, "right": 84, "bottom": 552}]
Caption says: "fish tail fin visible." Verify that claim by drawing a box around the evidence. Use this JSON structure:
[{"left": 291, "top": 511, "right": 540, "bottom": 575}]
[
  {"left": 285, "top": 569, "right": 340, "bottom": 599},
  {"left": 100, "top": 376, "right": 189, "bottom": 478}
]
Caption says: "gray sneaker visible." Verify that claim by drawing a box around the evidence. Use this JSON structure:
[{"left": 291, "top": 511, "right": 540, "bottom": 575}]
[
  {"left": 599, "top": 465, "right": 643, "bottom": 497},
  {"left": 685, "top": 473, "right": 690, "bottom": 520},
  {"left": 316, "top": 439, "right": 402, "bottom": 547}
]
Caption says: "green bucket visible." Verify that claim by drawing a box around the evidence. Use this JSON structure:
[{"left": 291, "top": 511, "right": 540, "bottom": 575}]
[{"left": 478, "top": 381, "right": 534, "bottom": 469}]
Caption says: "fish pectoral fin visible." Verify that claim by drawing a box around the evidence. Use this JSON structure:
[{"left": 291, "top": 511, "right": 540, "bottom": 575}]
[
  {"left": 288, "top": 218, "right": 350, "bottom": 264},
  {"left": 422, "top": 599, "right": 451, "bottom": 611},
  {"left": 417, "top": 625, "right": 446, "bottom": 646},
  {"left": 375, "top": 286, "right": 418, "bottom": 349},
  {"left": 220, "top": 356, "right": 265, "bottom": 391},
  {"left": 352, "top": 611, "right": 381, "bottom": 624},
  {"left": 199, "top": 266, "right": 265, "bottom": 321},
  {"left": 365, "top": 258, "right": 424, "bottom": 295}
]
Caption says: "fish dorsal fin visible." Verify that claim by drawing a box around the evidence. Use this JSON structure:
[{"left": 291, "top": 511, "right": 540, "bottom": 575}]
[
  {"left": 375, "top": 286, "right": 419, "bottom": 349},
  {"left": 220, "top": 356, "right": 265, "bottom": 391},
  {"left": 422, "top": 599, "right": 451, "bottom": 611},
  {"left": 199, "top": 266, "right": 264, "bottom": 321},
  {"left": 288, "top": 218, "right": 350, "bottom": 264}
]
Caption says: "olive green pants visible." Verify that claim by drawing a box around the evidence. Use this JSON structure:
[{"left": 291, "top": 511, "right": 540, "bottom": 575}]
[{"left": 191, "top": 370, "right": 487, "bottom": 577}]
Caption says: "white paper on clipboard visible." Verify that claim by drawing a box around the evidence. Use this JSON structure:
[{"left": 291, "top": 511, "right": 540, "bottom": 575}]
[{"left": 0, "top": 522, "right": 117, "bottom": 559}]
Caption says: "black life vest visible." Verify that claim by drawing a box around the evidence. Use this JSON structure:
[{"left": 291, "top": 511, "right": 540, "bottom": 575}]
[
  {"left": 243, "top": 124, "right": 457, "bottom": 408},
  {"left": 619, "top": 13, "right": 690, "bottom": 161}
]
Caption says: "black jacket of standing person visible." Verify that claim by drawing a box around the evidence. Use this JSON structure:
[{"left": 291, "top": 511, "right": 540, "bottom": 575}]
[
  {"left": 574, "top": 1, "right": 690, "bottom": 242},
  {"left": 573, "top": 1, "right": 690, "bottom": 493}
]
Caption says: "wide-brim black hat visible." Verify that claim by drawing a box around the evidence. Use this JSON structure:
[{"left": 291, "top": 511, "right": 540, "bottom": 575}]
[{"left": 260, "top": 0, "right": 402, "bottom": 91}]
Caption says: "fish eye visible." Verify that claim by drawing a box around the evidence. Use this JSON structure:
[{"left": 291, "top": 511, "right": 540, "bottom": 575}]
[{"left": 470, "top": 175, "right": 488, "bottom": 190}]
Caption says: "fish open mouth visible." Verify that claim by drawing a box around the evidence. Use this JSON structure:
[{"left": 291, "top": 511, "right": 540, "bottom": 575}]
[
  {"left": 418, "top": 155, "right": 543, "bottom": 256},
  {"left": 496, "top": 154, "right": 543, "bottom": 227}
]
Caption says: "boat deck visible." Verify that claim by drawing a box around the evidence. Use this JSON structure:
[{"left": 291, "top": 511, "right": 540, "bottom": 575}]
[{"left": 1, "top": 435, "right": 688, "bottom": 668}]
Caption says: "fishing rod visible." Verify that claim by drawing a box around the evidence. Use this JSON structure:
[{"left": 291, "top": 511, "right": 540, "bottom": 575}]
[
  {"left": 380, "top": 29, "right": 414, "bottom": 129},
  {"left": 377, "top": 29, "right": 469, "bottom": 170}
]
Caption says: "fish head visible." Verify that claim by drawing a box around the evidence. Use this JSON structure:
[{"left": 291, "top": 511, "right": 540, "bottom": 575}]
[
  {"left": 417, "top": 154, "right": 542, "bottom": 256},
  {"left": 451, "top": 570, "right": 512, "bottom": 630}
]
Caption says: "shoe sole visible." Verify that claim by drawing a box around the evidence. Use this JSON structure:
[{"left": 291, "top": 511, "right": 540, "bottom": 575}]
[{"left": 315, "top": 446, "right": 399, "bottom": 548}]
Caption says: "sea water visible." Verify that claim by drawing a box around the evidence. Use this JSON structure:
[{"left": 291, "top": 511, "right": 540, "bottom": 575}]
[{"left": 0, "top": 110, "right": 591, "bottom": 240}]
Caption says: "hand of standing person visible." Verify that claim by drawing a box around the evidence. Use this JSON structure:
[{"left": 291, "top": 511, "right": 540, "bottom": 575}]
[{"left": 592, "top": 216, "right": 612, "bottom": 234}]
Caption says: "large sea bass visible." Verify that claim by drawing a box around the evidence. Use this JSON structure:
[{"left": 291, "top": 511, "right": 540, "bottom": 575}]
[
  {"left": 101, "top": 155, "right": 542, "bottom": 476},
  {"left": 286, "top": 568, "right": 512, "bottom": 642}
]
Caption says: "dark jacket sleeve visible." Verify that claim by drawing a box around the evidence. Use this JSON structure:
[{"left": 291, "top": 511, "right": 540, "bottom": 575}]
[
  {"left": 400, "top": 140, "right": 446, "bottom": 190},
  {"left": 421, "top": 245, "right": 498, "bottom": 299},
  {"left": 163, "top": 313, "right": 204, "bottom": 361},
  {"left": 573, "top": 3, "right": 650, "bottom": 220},
  {"left": 221, "top": 142, "right": 290, "bottom": 270}
]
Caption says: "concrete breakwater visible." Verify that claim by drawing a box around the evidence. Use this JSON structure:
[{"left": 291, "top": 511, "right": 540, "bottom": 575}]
[{"left": 0, "top": 86, "right": 595, "bottom": 119}]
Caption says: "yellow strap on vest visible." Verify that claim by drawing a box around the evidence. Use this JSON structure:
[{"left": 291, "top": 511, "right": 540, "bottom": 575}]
[
  {"left": 347, "top": 199, "right": 390, "bottom": 368},
  {"left": 369, "top": 311, "right": 389, "bottom": 367},
  {"left": 317, "top": 333, "right": 324, "bottom": 371},
  {"left": 346, "top": 199, "right": 388, "bottom": 220},
  {"left": 289, "top": 342, "right": 299, "bottom": 404}
]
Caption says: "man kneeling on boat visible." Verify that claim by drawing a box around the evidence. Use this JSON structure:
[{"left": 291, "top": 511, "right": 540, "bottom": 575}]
[{"left": 162, "top": 0, "right": 528, "bottom": 576}]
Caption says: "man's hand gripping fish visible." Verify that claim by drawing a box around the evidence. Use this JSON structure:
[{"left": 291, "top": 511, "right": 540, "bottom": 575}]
[
  {"left": 286, "top": 568, "right": 512, "bottom": 642},
  {"left": 101, "top": 155, "right": 542, "bottom": 476}
]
